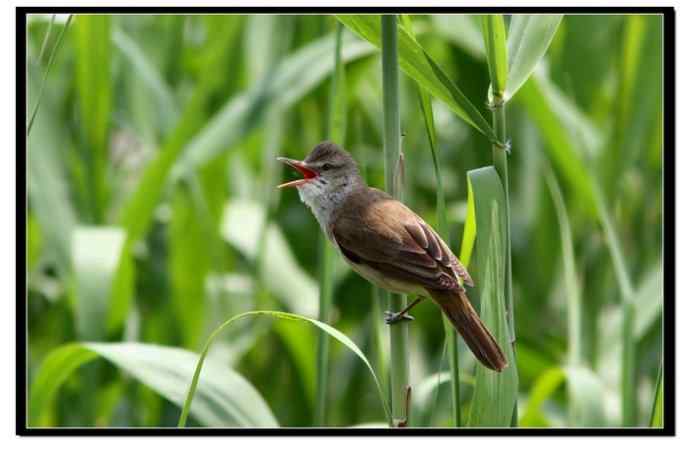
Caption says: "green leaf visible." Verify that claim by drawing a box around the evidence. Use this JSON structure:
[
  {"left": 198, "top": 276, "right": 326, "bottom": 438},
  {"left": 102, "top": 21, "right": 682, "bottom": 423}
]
[
  {"left": 481, "top": 15, "right": 508, "bottom": 99},
  {"left": 519, "top": 367, "right": 566, "bottom": 427},
  {"left": 71, "top": 227, "right": 132, "bottom": 339},
  {"left": 72, "top": 15, "right": 112, "bottom": 219},
  {"left": 177, "top": 310, "right": 391, "bottom": 427},
  {"left": 29, "top": 342, "right": 278, "bottom": 427},
  {"left": 504, "top": 14, "right": 563, "bottom": 101},
  {"left": 460, "top": 167, "right": 518, "bottom": 427},
  {"left": 336, "top": 15, "right": 496, "bottom": 140}
]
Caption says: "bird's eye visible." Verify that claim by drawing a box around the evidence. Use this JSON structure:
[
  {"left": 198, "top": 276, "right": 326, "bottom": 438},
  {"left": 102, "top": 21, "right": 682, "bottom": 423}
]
[{"left": 322, "top": 163, "right": 333, "bottom": 171}]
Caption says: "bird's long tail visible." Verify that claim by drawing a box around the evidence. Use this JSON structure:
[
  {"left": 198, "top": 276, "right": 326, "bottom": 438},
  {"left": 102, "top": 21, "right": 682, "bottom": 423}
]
[{"left": 429, "top": 288, "right": 508, "bottom": 372}]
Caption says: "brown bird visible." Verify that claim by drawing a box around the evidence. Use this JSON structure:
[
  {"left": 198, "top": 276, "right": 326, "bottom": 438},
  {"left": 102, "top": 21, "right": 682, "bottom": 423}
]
[{"left": 278, "top": 141, "right": 507, "bottom": 372}]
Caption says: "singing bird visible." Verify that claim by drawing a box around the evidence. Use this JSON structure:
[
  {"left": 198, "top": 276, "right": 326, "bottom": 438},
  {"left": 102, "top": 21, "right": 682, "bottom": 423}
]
[{"left": 278, "top": 141, "right": 507, "bottom": 371}]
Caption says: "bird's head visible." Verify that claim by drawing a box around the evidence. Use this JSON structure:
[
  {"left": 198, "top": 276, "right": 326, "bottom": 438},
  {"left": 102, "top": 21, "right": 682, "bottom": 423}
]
[{"left": 277, "top": 142, "right": 363, "bottom": 207}]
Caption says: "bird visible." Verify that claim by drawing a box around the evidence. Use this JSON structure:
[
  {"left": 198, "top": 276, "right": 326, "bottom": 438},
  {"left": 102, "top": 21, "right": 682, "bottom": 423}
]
[{"left": 277, "top": 141, "right": 507, "bottom": 372}]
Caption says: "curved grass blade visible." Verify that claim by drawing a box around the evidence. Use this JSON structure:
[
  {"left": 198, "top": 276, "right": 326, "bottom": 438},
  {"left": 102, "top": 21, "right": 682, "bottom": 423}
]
[
  {"left": 337, "top": 15, "right": 496, "bottom": 141},
  {"left": 177, "top": 310, "right": 391, "bottom": 427},
  {"left": 504, "top": 15, "right": 563, "bottom": 101},
  {"left": 29, "top": 342, "right": 277, "bottom": 427}
]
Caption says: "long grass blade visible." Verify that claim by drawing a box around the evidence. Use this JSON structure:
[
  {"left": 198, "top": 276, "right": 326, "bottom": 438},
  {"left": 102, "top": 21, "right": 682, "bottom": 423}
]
[
  {"left": 29, "top": 342, "right": 278, "bottom": 427},
  {"left": 177, "top": 311, "right": 391, "bottom": 427}
]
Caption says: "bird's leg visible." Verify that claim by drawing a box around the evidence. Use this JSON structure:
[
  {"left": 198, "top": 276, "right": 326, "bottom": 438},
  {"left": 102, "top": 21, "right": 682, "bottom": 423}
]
[{"left": 384, "top": 296, "right": 424, "bottom": 325}]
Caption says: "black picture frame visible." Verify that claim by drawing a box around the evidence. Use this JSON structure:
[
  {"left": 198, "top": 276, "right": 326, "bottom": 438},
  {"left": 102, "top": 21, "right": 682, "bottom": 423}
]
[{"left": 16, "top": 5, "right": 676, "bottom": 437}]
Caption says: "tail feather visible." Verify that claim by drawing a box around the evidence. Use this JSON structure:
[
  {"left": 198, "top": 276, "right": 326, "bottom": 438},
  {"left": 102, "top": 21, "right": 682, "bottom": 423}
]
[{"left": 430, "top": 289, "right": 508, "bottom": 372}]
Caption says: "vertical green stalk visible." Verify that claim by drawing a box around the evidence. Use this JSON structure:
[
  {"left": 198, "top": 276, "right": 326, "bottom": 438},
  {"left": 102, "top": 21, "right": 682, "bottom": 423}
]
[
  {"left": 315, "top": 236, "right": 334, "bottom": 425},
  {"left": 315, "top": 21, "right": 345, "bottom": 426},
  {"left": 491, "top": 104, "right": 514, "bottom": 344},
  {"left": 381, "top": 15, "right": 410, "bottom": 427},
  {"left": 417, "top": 87, "right": 461, "bottom": 426},
  {"left": 491, "top": 91, "right": 518, "bottom": 427},
  {"left": 483, "top": 12, "right": 517, "bottom": 427}
]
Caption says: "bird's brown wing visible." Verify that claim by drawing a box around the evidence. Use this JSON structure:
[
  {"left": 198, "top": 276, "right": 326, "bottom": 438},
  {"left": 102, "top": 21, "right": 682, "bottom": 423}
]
[{"left": 331, "top": 188, "right": 473, "bottom": 291}]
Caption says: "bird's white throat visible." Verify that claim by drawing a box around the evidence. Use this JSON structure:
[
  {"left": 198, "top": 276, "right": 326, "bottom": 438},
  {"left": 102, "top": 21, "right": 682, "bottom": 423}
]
[{"left": 297, "top": 175, "right": 357, "bottom": 239}]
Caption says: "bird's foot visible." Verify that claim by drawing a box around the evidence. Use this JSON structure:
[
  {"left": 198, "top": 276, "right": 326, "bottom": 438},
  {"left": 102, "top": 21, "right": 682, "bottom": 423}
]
[{"left": 384, "top": 310, "right": 415, "bottom": 325}]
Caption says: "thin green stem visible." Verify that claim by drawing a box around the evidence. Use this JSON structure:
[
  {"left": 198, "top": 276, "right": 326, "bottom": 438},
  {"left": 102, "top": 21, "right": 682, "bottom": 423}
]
[
  {"left": 491, "top": 100, "right": 515, "bottom": 346},
  {"left": 37, "top": 15, "right": 56, "bottom": 64},
  {"left": 315, "top": 236, "right": 334, "bottom": 425},
  {"left": 314, "top": 21, "right": 345, "bottom": 426},
  {"left": 381, "top": 14, "right": 410, "bottom": 427}
]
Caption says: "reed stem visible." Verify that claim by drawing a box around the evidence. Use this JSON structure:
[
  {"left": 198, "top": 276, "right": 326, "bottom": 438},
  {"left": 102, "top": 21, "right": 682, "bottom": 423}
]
[
  {"left": 314, "top": 21, "right": 345, "bottom": 426},
  {"left": 381, "top": 15, "right": 410, "bottom": 427}
]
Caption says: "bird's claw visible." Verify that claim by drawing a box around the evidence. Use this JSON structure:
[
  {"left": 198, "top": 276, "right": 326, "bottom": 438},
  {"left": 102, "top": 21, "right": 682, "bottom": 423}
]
[{"left": 384, "top": 310, "right": 415, "bottom": 325}]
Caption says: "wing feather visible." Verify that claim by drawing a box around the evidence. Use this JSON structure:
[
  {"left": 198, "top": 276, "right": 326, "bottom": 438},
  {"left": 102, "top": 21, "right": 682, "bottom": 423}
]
[{"left": 332, "top": 188, "right": 473, "bottom": 291}]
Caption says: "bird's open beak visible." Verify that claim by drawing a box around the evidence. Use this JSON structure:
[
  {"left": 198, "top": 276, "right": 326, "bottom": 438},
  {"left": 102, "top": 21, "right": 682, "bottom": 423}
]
[{"left": 277, "top": 157, "right": 318, "bottom": 189}]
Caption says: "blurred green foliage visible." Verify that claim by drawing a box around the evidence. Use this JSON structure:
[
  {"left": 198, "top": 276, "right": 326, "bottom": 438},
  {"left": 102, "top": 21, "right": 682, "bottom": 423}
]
[{"left": 26, "top": 13, "right": 663, "bottom": 428}]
